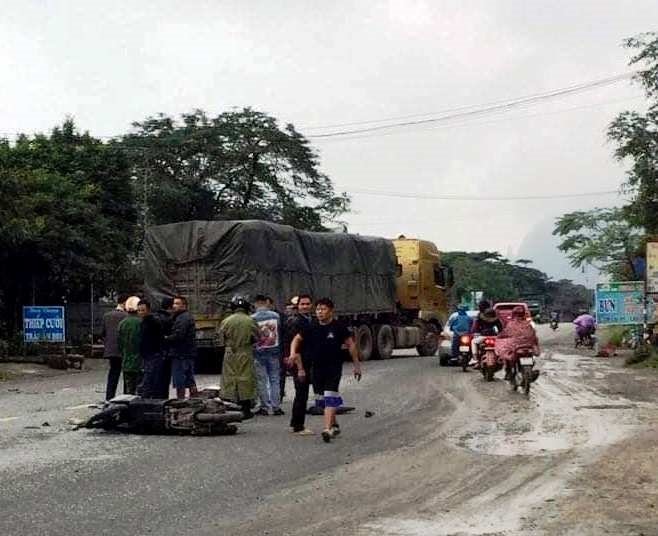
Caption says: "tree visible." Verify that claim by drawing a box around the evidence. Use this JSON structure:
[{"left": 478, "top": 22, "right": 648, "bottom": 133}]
[
  {"left": 442, "top": 251, "right": 548, "bottom": 305},
  {"left": 555, "top": 32, "right": 658, "bottom": 276},
  {"left": 554, "top": 207, "right": 644, "bottom": 279},
  {"left": 608, "top": 33, "right": 658, "bottom": 234},
  {"left": 545, "top": 279, "right": 592, "bottom": 320},
  {"left": 118, "top": 108, "right": 350, "bottom": 232},
  {"left": 0, "top": 121, "right": 138, "bottom": 335}
]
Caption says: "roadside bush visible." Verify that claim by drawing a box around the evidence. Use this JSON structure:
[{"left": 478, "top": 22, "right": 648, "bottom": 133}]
[
  {"left": 598, "top": 325, "right": 632, "bottom": 348},
  {"left": 4, "top": 334, "right": 40, "bottom": 357},
  {"left": 626, "top": 345, "right": 658, "bottom": 368}
]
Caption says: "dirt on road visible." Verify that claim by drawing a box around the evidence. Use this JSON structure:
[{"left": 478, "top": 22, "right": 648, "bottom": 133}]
[
  {"left": 1, "top": 326, "right": 657, "bottom": 536},
  {"left": 219, "top": 328, "right": 658, "bottom": 536}
]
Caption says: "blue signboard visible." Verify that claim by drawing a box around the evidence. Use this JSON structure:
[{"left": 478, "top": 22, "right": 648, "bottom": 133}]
[
  {"left": 23, "top": 306, "right": 66, "bottom": 343},
  {"left": 595, "top": 282, "right": 644, "bottom": 326}
]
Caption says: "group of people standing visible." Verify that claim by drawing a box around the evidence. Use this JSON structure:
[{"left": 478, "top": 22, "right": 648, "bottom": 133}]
[
  {"left": 219, "top": 293, "right": 362, "bottom": 443},
  {"left": 101, "top": 295, "right": 199, "bottom": 400},
  {"left": 102, "top": 291, "right": 363, "bottom": 444}
]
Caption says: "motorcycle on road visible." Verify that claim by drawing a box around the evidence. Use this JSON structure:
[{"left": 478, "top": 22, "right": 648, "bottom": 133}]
[
  {"left": 458, "top": 334, "right": 473, "bottom": 372},
  {"left": 507, "top": 345, "right": 538, "bottom": 396},
  {"left": 480, "top": 336, "right": 501, "bottom": 382},
  {"left": 575, "top": 332, "right": 596, "bottom": 349},
  {"left": 549, "top": 320, "right": 559, "bottom": 331}
]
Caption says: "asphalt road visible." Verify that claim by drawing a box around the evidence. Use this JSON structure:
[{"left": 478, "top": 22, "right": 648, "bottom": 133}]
[{"left": 1, "top": 325, "right": 657, "bottom": 536}]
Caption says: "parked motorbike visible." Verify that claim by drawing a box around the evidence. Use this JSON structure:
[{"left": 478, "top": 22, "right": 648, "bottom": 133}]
[
  {"left": 480, "top": 336, "right": 501, "bottom": 382},
  {"left": 458, "top": 334, "right": 473, "bottom": 372},
  {"left": 507, "top": 345, "right": 538, "bottom": 396}
]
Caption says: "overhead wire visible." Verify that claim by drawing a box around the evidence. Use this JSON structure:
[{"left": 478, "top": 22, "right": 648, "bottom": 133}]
[
  {"left": 311, "top": 94, "right": 645, "bottom": 144},
  {"left": 301, "top": 72, "right": 636, "bottom": 131},
  {"left": 0, "top": 71, "right": 638, "bottom": 145},
  {"left": 307, "top": 72, "right": 636, "bottom": 139},
  {"left": 345, "top": 189, "right": 620, "bottom": 201}
]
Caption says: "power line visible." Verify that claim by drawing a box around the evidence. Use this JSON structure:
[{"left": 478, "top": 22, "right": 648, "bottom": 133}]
[
  {"left": 311, "top": 95, "right": 644, "bottom": 144},
  {"left": 308, "top": 72, "right": 635, "bottom": 138},
  {"left": 0, "top": 73, "right": 637, "bottom": 145},
  {"left": 347, "top": 188, "right": 620, "bottom": 201},
  {"left": 302, "top": 72, "right": 636, "bottom": 131}
]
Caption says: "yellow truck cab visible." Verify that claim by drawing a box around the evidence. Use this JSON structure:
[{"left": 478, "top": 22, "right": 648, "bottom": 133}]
[{"left": 393, "top": 237, "right": 451, "bottom": 327}]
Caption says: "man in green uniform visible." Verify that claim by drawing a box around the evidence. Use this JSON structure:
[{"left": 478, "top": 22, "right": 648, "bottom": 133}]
[
  {"left": 118, "top": 296, "right": 142, "bottom": 395},
  {"left": 219, "top": 295, "right": 259, "bottom": 419}
]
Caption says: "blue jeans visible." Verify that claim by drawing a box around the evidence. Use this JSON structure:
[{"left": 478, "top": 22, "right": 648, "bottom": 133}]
[
  {"left": 452, "top": 334, "right": 468, "bottom": 358},
  {"left": 254, "top": 355, "right": 281, "bottom": 410}
]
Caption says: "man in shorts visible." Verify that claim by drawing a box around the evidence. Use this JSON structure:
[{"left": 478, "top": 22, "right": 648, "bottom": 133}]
[{"left": 290, "top": 298, "right": 362, "bottom": 443}]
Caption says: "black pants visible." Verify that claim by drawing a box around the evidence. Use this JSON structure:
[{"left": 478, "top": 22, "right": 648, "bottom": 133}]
[
  {"left": 279, "top": 357, "right": 287, "bottom": 401},
  {"left": 105, "top": 355, "right": 122, "bottom": 400},
  {"left": 290, "top": 375, "right": 311, "bottom": 431},
  {"left": 157, "top": 357, "right": 172, "bottom": 399},
  {"left": 138, "top": 355, "right": 164, "bottom": 398},
  {"left": 123, "top": 371, "right": 142, "bottom": 395}
]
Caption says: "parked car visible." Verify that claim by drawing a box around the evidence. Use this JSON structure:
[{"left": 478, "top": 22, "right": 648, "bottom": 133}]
[{"left": 493, "top": 302, "right": 535, "bottom": 329}]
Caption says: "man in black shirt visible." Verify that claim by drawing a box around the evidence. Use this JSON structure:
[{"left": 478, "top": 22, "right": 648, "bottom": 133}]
[
  {"left": 154, "top": 297, "right": 174, "bottom": 399},
  {"left": 137, "top": 299, "right": 164, "bottom": 398},
  {"left": 287, "top": 294, "right": 315, "bottom": 434},
  {"left": 290, "top": 297, "right": 362, "bottom": 443}
]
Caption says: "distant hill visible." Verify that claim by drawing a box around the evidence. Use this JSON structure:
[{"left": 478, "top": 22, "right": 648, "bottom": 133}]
[{"left": 516, "top": 216, "right": 598, "bottom": 288}]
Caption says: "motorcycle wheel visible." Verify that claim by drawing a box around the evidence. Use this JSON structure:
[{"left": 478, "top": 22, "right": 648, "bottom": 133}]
[
  {"left": 510, "top": 369, "right": 518, "bottom": 391},
  {"left": 461, "top": 353, "right": 470, "bottom": 372},
  {"left": 485, "top": 365, "right": 495, "bottom": 382},
  {"left": 521, "top": 366, "right": 532, "bottom": 396}
]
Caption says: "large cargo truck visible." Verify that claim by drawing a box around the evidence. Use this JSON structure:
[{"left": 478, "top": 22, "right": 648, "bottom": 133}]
[{"left": 144, "top": 221, "right": 452, "bottom": 365}]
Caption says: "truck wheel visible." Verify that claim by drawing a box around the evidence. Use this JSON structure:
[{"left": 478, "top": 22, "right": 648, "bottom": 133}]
[
  {"left": 373, "top": 325, "right": 394, "bottom": 360},
  {"left": 416, "top": 325, "right": 439, "bottom": 357},
  {"left": 355, "top": 324, "right": 373, "bottom": 361}
]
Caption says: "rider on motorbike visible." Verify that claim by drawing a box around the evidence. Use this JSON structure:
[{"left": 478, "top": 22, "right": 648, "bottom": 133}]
[
  {"left": 573, "top": 310, "right": 596, "bottom": 340},
  {"left": 449, "top": 305, "right": 473, "bottom": 360},
  {"left": 495, "top": 305, "right": 540, "bottom": 380},
  {"left": 470, "top": 300, "right": 503, "bottom": 367}
]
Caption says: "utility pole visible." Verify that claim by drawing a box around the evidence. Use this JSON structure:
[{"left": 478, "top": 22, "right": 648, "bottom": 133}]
[{"left": 90, "top": 278, "right": 95, "bottom": 346}]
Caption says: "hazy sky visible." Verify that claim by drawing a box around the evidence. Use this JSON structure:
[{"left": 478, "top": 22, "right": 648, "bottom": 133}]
[{"left": 2, "top": 1, "right": 656, "bottom": 283}]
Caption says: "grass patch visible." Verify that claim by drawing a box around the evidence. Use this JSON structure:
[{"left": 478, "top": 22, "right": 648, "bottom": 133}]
[{"left": 626, "top": 345, "right": 658, "bottom": 368}]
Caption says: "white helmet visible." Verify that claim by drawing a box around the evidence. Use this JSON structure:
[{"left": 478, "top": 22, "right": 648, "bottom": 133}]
[{"left": 125, "top": 296, "right": 141, "bottom": 312}]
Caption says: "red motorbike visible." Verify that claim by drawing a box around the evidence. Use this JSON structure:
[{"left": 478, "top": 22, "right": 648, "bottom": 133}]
[
  {"left": 507, "top": 345, "right": 537, "bottom": 396},
  {"left": 480, "top": 336, "right": 501, "bottom": 382}
]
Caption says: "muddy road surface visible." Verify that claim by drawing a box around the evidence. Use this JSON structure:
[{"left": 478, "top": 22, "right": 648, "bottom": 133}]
[{"left": 1, "top": 325, "right": 657, "bottom": 536}]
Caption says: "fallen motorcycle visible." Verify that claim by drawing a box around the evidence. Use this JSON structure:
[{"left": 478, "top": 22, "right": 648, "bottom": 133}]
[
  {"left": 480, "top": 336, "right": 501, "bottom": 382},
  {"left": 507, "top": 345, "right": 539, "bottom": 396},
  {"left": 84, "top": 388, "right": 244, "bottom": 435}
]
